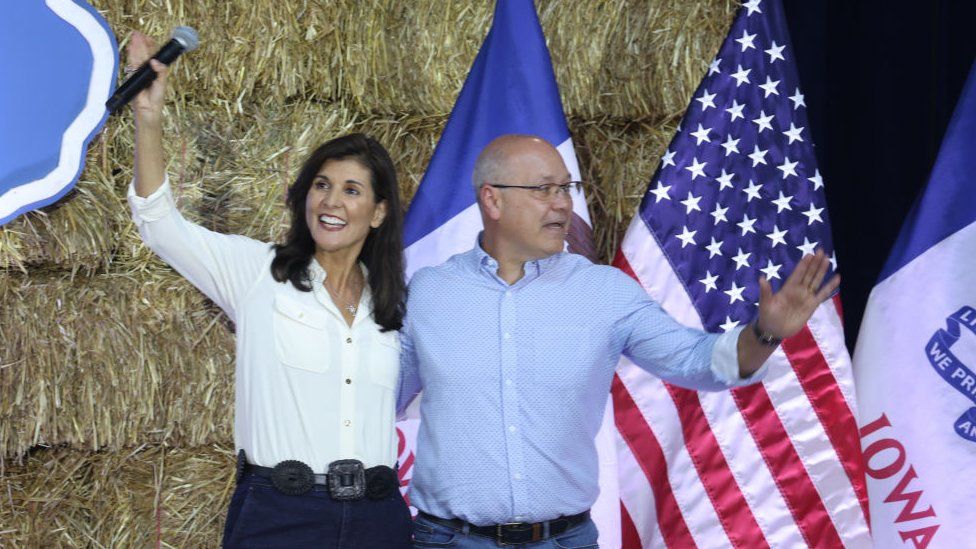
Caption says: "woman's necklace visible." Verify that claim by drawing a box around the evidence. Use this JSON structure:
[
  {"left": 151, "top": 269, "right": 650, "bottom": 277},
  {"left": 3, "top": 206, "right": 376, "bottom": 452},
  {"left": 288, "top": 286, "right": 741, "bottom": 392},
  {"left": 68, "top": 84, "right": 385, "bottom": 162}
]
[{"left": 324, "top": 278, "right": 360, "bottom": 316}]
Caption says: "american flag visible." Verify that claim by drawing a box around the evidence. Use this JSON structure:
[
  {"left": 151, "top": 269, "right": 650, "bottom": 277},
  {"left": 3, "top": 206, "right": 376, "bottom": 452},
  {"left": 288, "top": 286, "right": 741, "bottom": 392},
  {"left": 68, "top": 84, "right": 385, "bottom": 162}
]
[{"left": 611, "top": 0, "right": 872, "bottom": 546}]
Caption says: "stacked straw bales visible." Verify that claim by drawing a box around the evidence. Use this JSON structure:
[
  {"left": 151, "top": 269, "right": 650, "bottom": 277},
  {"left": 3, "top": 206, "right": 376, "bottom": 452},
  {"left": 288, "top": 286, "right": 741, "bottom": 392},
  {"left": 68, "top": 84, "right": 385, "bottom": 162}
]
[{"left": 0, "top": 0, "right": 734, "bottom": 544}]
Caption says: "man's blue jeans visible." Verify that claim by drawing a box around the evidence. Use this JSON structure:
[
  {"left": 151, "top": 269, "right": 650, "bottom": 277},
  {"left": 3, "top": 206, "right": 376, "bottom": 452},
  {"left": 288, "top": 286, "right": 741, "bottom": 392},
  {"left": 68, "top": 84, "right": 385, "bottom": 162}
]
[{"left": 412, "top": 513, "right": 599, "bottom": 548}]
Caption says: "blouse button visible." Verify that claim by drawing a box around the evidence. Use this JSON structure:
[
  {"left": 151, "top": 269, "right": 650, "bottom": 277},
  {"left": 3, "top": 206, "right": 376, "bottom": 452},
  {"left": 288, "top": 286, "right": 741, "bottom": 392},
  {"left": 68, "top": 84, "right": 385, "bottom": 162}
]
[
  {"left": 343, "top": 420, "right": 351, "bottom": 427},
  {"left": 345, "top": 378, "right": 352, "bottom": 385},
  {"left": 346, "top": 337, "right": 352, "bottom": 344}
]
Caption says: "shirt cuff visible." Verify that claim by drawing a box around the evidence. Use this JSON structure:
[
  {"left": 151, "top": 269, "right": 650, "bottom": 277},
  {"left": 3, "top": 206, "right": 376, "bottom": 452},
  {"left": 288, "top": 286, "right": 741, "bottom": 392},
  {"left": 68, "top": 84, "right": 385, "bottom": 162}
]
[
  {"left": 710, "top": 326, "right": 768, "bottom": 387},
  {"left": 127, "top": 175, "right": 175, "bottom": 225}
]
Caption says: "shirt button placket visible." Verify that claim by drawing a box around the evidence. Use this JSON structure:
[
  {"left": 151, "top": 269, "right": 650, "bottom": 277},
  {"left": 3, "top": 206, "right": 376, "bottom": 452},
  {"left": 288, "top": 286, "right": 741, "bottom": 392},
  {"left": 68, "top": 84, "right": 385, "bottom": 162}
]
[
  {"left": 499, "top": 288, "right": 527, "bottom": 518},
  {"left": 340, "top": 329, "right": 355, "bottom": 455}
]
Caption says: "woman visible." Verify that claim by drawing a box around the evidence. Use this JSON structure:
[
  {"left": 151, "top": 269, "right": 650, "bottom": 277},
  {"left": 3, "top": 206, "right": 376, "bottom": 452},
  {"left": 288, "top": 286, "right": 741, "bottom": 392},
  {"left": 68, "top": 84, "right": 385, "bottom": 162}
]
[{"left": 126, "top": 32, "right": 411, "bottom": 547}]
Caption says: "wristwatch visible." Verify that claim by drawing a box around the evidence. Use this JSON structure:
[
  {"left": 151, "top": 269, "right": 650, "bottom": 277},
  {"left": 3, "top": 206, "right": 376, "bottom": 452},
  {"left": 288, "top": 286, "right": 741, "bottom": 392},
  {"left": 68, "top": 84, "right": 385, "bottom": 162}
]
[{"left": 751, "top": 321, "right": 782, "bottom": 347}]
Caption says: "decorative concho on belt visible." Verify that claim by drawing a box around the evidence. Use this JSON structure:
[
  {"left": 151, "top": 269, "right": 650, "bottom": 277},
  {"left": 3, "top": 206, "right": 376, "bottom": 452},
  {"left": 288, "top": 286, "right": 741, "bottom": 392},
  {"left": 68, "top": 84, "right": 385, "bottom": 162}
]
[
  {"left": 235, "top": 449, "right": 247, "bottom": 484},
  {"left": 365, "top": 465, "right": 398, "bottom": 500},
  {"left": 271, "top": 460, "right": 316, "bottom": 496}
]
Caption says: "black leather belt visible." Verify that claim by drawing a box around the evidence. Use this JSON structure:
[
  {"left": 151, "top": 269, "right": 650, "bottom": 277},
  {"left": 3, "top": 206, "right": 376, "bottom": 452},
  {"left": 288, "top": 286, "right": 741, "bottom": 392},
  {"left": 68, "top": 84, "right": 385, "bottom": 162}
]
[
  {"left": 417, "top": 510, "right": 590, "bottom": 546},
  {"left": 236, "top": 450, "right": 398, "bottom": 500}
]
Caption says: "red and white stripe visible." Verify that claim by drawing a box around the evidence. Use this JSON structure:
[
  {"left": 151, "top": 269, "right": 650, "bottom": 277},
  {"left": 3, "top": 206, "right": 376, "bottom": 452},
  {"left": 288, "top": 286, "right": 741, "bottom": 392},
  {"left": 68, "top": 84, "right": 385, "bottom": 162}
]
[{"left": 611, "top": 217, "right": 871, "bottom": 548}]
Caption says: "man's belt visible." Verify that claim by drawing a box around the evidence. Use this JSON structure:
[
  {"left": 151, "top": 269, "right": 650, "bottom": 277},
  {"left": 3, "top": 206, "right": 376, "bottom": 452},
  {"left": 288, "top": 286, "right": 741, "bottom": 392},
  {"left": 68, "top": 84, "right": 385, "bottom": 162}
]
[
  {"left": 236, "top": 450, "right": 397, "bottom": 500},
  {"left": 417, "top": 510, "right": 590, "bottom": 546}
]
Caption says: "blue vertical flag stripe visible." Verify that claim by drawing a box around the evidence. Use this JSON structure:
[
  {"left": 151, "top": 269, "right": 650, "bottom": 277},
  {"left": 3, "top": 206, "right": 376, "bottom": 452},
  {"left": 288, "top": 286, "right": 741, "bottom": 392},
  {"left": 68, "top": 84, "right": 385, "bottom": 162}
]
[
  {"left": 878, "top": 61, "right": 976, "bottom": 282},
  {"left": 403, "top": 0, "right": 570, "bottom": 247},
  {"left": 635, "top": 0, "right": 835, "bottom": 332}
]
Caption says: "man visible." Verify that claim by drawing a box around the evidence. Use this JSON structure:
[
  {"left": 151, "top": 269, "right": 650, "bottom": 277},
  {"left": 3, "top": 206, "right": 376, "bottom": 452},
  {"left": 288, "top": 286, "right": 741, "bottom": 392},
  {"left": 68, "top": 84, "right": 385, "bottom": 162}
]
[{"left": 398, "top": 134, "right": 838, "bottom": 548}]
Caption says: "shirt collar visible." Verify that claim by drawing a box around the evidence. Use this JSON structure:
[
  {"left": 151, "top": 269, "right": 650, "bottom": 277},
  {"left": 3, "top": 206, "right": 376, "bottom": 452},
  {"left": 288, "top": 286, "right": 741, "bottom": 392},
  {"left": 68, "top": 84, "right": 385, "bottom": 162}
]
[
  {"left": 307, "top": 257, "right": 372, "bottom": 305},
  {"left": 469, "top": 232, "right": 560, "bottom": 280}
]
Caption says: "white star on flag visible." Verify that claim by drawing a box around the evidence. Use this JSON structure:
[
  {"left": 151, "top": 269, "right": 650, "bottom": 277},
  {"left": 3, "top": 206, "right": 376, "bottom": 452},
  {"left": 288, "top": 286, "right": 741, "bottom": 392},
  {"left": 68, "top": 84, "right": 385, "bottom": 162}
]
[
  {"left": 777, "top": 156, "right": 799, "bottom": 179},
  {"left": 661, "top": 149, "right": 676, "bottom": 167},
  {"left": 725, "top": 282, "right": 746, "bottom": 304},
  {"left": 649, "top": 181, "right": 672, "bottom": 203},
  {"left": 749, "top": 145, "right": 769, "bottom": 166},
  {"left": 699, "top": 271, "right": 719, "bottom": 292},
  {"left": 742, "top": 179, "right": 763, "bottom": 201},
  {"left": 716, "top": 169, "right": 735, "bottom": 189},
  {"left": 771, "top": 191, "right": 793, "bottom": 212},
  {"left": 737, "top": 213, "right": 757, "bottom": 235},
  {"left": 789, "top": 87, "right": 806, "bottom": 109},
  {"left": 685, "top": 157, "right": 708, "bottom": 179},
  {"left": 802, "top": 203, "right": 825, "bottom": 225},
  {"left": 710, "top": 203, "right": 729, "bottom": 224},
  {"left": 753, "top": 110, "right": 775, "bottom": 133},
  {"left": 759, "top": 76, "right": 781, "bottom": 97},
  {"left": 726, "top": 100, "right": 746, "bottom": 121},
  {"left": 783, "top": 122, "right": 804, "bottom": 143},
  {"left": 765, "top": 40, "right": 786, "bottom": 62},
  {"left": 696, "top": 89, "right": 717, "bottom": 110},
  {"left": 808, "top": 169, "right": 824, "bottom": 189},
  {"left": 735, "top": 29, "right": 757, "bottom": 51},
  {"left": 731, "top": 65, "right": 751, "bottom": 87},
  {"left": 766, "top": 225, "right": 789, "bottom": 247},
  {"left": 676, "top": 226, "right": 697, "bottom": 248},
  {"left": 706, "top": 237, "right": 724, "bottom": 258},
  {"left": 760, "top": 259, "right": 782, "bottom": 280},
  {"left": 720, "top": 316, "right": 741, "bottom": 332},
  {"left": 721, "top": 135, "right": 741, "bottom": 156},
  {"left": 797, "top": 236, "right": 819, "bottom": 256},
  {"left": 690, "top": 124, "right": 712, "bottom": 145},
  {"left": 681, "top": 191, "right": 703, "bottom": 213}
]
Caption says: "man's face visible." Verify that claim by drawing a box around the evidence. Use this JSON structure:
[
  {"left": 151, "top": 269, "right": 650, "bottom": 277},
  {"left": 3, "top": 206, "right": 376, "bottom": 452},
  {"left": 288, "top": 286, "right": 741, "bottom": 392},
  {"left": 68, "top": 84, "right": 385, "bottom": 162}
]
[{"left": 491, "top": 143, "right": 573, "bottom": 261}]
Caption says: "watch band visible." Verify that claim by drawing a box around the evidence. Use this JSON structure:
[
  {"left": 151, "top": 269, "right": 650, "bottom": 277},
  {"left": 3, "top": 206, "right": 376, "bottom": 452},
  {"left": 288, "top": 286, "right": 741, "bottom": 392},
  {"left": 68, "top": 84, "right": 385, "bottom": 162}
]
[{"left": 751, "top": 321, "right": 782, "bottom": 347}]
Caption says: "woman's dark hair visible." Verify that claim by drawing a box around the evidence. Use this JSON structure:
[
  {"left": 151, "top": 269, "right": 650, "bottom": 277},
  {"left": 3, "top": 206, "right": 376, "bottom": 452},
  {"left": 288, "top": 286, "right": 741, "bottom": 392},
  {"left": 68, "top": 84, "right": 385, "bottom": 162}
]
[{"left": 271, "top": 133, "right": 405, "bottom": 331}]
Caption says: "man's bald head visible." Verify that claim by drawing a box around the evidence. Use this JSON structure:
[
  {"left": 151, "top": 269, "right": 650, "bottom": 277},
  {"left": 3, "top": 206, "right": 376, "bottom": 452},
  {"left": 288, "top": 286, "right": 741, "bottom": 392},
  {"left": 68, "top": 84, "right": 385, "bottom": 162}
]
[
  {"left": 471, "top": 134, "right": 573, "bottom": 266},
  {"left": 471, "top": 135, "right": 563, "bottom": 192}
]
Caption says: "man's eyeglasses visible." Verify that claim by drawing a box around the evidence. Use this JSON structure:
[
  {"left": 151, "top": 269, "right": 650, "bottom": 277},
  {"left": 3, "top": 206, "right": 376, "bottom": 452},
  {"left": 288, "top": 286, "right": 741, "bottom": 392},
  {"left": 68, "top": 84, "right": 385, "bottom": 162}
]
[{"left": 486, "top": 181, "right": 583, "bottom": 201}]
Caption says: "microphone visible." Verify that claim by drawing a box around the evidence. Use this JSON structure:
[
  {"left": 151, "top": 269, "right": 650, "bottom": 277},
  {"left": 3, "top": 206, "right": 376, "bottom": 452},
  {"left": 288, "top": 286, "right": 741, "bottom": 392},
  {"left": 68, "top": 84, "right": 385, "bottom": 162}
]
[{"left": 106, "top": 26, "right": 200, "bottom": 114}]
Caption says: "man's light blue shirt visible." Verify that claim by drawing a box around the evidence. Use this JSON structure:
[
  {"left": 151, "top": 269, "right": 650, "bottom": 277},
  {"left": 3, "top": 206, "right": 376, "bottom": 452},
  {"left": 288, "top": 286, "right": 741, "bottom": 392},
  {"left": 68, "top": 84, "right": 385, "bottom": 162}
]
[{"left": 397, "top": 242, "right": 766, "bottom": 526}]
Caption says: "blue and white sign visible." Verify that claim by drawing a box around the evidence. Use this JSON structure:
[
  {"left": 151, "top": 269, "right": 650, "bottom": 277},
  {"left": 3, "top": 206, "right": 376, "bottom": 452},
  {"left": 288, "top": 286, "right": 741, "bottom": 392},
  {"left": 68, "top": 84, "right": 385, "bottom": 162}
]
[{"left": 0, "top": 0, "right": 117, "bottom": 226}]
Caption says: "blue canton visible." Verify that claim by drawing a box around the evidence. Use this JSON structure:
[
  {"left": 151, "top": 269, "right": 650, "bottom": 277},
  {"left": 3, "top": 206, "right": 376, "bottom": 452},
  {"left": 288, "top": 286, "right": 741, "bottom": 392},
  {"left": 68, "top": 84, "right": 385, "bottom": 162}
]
[
  {"left": 642, "top": 0, "right": 836, "bottom": 333},
  {"left": 396, "top": 241, "right": 762, "bottom": 526}
]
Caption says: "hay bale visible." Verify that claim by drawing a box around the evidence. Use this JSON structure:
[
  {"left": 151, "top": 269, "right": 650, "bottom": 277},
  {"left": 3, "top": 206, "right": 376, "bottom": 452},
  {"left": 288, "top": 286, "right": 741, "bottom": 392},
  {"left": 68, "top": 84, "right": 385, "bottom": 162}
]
[
  {"left": 0, "top": 162, "right": 122, "bottom": 275},
  {"left": 90, "top": 0, "right": 730, "bottom": 120},
  {"left": 544, "top": 0, "right": 734, "bottom": 121},
  {"left": 1, "top": 101, "right": 443, "bottom": 273},
  {"left": 572, "top": 117, "right": 679, "bottom": 261},
  {"left": 0, "top": 444, "right": 233, "bottom": 547},
  {"left": 97, "top": 0, "right": 347, "bottom": 108},
  {"left": 0, "top": 270, "right": 236, "bottom": 459},
  {"left": 2, "top": 0, "right": 729, "bottom": 270}
]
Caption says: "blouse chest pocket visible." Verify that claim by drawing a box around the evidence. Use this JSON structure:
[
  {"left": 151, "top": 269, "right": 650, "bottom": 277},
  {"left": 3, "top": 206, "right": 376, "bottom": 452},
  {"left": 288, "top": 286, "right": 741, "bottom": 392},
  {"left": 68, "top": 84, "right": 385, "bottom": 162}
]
[
  {"left": 369, "top": 331, "right": 401, "bottom": 390},
  {"left": 273, "top": 293, "right": 331, "bottom": 373}
]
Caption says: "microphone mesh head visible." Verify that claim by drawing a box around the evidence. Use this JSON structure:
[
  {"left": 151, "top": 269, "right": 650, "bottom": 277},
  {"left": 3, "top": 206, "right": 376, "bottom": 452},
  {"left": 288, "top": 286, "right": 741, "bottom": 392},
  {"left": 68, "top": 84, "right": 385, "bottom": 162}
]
[{"left": 171, "top": 26, "right": 200, "bottom": 52}]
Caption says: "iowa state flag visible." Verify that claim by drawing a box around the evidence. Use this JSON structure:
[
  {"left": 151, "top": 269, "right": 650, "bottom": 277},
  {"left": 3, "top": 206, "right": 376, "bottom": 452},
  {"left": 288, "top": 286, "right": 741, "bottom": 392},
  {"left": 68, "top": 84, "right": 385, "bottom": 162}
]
[{"left": 853, "top": 59, "right": 976, "bottom": 548}]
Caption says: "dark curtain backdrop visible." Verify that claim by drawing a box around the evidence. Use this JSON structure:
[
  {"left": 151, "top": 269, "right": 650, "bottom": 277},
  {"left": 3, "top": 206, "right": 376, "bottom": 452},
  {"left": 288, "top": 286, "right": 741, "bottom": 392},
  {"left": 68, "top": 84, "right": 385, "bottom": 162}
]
[{"left": 782, "top": 0, "right": 976, "bottom": 349}]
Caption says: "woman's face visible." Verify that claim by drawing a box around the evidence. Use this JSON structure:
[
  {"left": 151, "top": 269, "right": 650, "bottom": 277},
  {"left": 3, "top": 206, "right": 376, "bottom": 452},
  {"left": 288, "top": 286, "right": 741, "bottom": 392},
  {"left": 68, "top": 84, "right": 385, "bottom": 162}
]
[{"left": 304, "top": 158, "right": 387, "bottom": 257}]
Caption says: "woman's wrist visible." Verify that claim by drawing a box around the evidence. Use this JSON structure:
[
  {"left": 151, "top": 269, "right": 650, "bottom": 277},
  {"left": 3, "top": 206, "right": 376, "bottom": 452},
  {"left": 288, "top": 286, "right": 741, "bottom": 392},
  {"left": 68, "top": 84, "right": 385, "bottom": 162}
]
[{"left": 134, "top": 109, "right": 163, "bottom": 128}]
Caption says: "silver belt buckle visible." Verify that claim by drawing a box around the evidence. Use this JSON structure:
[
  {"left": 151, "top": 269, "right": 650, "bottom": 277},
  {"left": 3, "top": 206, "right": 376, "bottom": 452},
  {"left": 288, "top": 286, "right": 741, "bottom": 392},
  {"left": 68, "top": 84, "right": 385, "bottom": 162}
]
[
  {"left": 327, "top": 459, "right": 365, "bottom": 500},
  {"left": 495, "top": 522, "right": 523, "bottom": 547}
]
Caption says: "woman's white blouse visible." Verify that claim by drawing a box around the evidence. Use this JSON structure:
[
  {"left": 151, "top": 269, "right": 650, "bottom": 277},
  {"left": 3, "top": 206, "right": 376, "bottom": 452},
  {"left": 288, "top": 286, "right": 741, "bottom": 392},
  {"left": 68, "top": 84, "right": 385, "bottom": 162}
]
[{"left": 128, "top": 177, "right": 401, "bottom": 472}]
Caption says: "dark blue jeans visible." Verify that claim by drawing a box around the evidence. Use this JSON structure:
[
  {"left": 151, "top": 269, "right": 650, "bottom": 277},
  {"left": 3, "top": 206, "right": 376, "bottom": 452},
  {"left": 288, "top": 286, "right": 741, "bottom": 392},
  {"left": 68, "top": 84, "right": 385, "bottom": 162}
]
[{"left": 222, "top": 473, "right": 412, "bottom": 548}]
